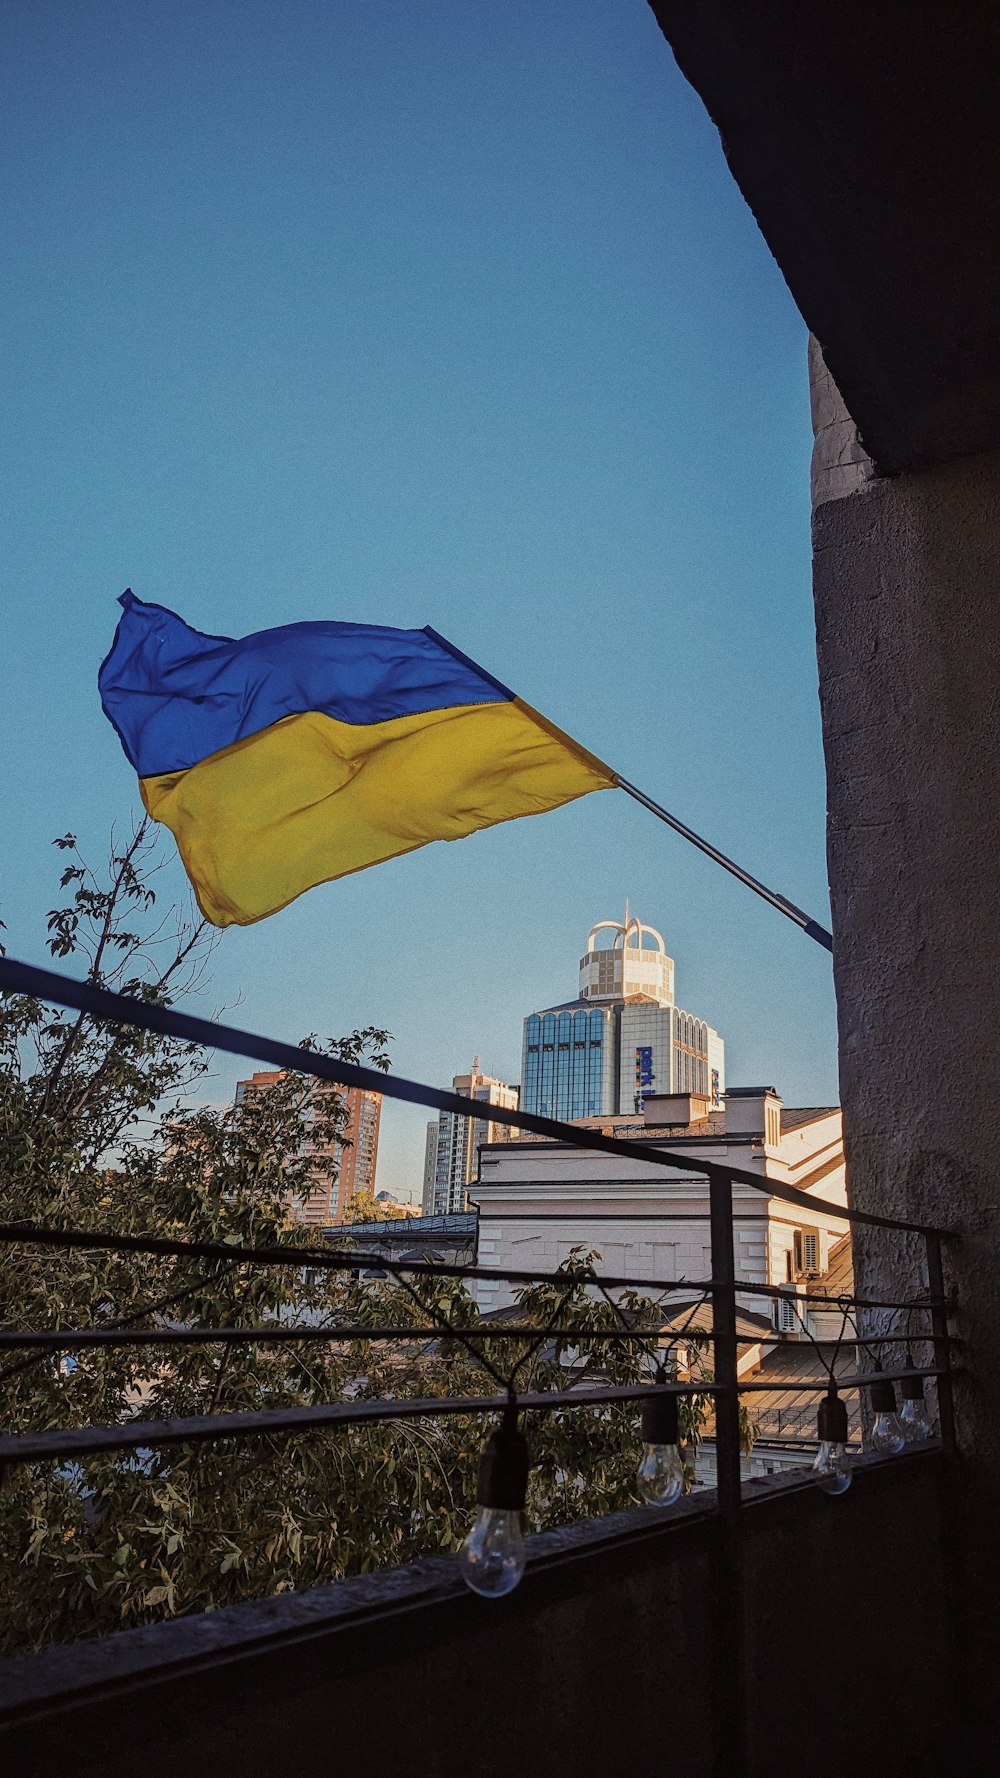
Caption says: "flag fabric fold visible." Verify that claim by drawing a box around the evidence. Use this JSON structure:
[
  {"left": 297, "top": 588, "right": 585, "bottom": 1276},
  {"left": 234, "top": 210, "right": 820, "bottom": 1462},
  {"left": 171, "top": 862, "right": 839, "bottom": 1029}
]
[{"left": 99, "top": 591, "right": 616, "bottom": 927}]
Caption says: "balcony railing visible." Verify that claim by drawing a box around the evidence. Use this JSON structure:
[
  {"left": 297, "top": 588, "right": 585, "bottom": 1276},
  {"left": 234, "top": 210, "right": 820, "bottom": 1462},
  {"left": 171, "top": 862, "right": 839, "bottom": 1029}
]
[{"left": 0, "top": 955, "right": 959, "bottom": 1775}]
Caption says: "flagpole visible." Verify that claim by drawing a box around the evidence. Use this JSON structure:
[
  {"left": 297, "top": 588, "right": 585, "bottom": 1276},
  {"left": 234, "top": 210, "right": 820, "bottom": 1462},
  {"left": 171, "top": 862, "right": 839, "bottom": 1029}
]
[{"left": 616, "top": 776, "right": 834, "bottom": 954}]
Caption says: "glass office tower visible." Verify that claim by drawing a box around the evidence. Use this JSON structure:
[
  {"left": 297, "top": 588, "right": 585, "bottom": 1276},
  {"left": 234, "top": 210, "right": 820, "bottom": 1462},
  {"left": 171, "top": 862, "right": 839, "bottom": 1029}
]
[
  {"left": 520, "top": 908, "right": 725, "bottom": 1120},
  {"left": 522, "top": 1004, "right": 618, "bottom": 1121}
]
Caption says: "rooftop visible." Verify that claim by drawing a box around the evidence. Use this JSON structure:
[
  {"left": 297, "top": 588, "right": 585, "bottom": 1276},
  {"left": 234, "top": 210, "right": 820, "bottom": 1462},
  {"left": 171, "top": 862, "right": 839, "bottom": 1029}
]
[{"left": 780, "top": 1106, "right": 840, "bottom": 1132}]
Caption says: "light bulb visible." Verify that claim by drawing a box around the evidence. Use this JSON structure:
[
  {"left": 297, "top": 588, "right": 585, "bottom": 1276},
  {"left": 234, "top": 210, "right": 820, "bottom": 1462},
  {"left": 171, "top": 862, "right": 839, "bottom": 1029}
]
[
  {"left": 458, "top": 1507, "right": 526, "bottom": 1598},
  {"left": 812, "top": 1440, "right": 852, "bottom": 1495},
  {"left": 637, "top": 1366, "right": 684, "bottom": 1507},
  {"left": 869, "top": 1377, "right": 905, "bottom": 1455},
  {"left": 899, "top": 1352, "right": 933, "bottom": 1441},
  {"left": 637, "top": 1441, "right": 684, "bottom": 1506},
  {"left": 871, "top": 1410, "right": 905, "bottom": 1455},
  {"left": 814, "top": 1386, "right": 852, "bottom": 1495},
  {"left": 899, "top": 1396, "right": 933, "bottom": 1442},
  {"left": 458, "top": 1408, "right": 529, "bottom": 1599}
]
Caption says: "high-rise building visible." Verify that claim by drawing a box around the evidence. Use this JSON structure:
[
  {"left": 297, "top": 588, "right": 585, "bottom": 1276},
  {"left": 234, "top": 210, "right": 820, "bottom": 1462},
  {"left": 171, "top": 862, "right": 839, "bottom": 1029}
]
[
  {"left": 234, "top": 1070, "right": 382, "bottom": 1226},
  {"left": 421, "top": 1119, "right": 439, "bottom": 1216},
  {"left": 521, "top": 907, "right": 724, "bottom": 1120},
  {"left": 429, "top": 1061, "right": 519, "bottom": 1216}
]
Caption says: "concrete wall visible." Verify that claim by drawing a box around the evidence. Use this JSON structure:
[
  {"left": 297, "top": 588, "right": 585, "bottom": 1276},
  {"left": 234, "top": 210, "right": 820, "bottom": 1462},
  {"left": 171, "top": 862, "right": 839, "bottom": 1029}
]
[
  {"left": 0, "top": 1452, "right": 956, "bottom": 1778},
  {"left": 810, "top": 343, "right": 1000, "bottom": 1690}
]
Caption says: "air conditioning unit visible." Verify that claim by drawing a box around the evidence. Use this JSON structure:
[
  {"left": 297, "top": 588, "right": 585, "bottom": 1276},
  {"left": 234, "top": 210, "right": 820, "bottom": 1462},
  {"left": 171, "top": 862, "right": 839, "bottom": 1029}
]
[
  {"left": 793, "top": 1227, "right": 823, "bottom": 1275},
  {"left": 776, "top": 1289, "right": 805, "bottom": 1334}
]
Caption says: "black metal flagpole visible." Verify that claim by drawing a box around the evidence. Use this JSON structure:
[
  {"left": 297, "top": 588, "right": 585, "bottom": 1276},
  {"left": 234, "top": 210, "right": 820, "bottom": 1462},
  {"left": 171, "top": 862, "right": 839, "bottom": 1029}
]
[{"left": 616, "top": 775, "right": 833, "bottom": 953}]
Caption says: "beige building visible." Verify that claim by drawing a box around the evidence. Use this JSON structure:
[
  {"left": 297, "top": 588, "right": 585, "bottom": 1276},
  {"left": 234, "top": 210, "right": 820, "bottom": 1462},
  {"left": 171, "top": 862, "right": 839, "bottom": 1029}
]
[
  {"left": 467, "top": 1086, "right": 846, "bottom": 1323},
  {"left": 425, "top": 1061, "right": 519, "bottom": 1217},
  {"left": 234, "top": 1070, "right": 381, "bottom": 1227}
]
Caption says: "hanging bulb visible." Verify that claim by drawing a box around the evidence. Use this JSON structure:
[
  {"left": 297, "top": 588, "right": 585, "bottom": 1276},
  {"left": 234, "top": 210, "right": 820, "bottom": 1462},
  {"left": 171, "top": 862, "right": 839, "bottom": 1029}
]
[
  {"left": 813, "top": 1386, "right": 852, "bottom": 1495},
  {"left": 458, "top": 1406, "right": 528, "bottom": 1598},
  {"left": 637, "top": 1365, "right": 684, "bottom": 1506},
  {"left": 869, "top": 1377, "right": 905, "bottom": 1455},
  {"left": 899, "top": 1351, "right": 933, "bottom": 1442}
]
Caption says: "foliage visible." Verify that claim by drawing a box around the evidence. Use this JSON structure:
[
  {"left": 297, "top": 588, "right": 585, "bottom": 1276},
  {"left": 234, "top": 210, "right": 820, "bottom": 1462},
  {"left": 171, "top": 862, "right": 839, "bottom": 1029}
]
[
  {"left": 0, "top": 823, "right": 745, "bottom": 1658},
  {"left": 342, "top": 1186, "right": 409, "bottom": 1222}
]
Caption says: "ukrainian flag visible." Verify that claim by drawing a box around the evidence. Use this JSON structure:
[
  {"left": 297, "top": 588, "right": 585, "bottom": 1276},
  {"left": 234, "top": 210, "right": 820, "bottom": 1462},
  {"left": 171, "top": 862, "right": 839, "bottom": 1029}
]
[{"left": 99, "top": 591, "right": 616, "bottom": 927}]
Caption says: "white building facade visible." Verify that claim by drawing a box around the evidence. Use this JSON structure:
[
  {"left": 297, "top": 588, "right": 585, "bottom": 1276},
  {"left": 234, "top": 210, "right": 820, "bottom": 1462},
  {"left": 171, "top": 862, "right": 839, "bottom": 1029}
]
[{"left": 467, "top": 1088, "right": 846, "bottom": 1321}]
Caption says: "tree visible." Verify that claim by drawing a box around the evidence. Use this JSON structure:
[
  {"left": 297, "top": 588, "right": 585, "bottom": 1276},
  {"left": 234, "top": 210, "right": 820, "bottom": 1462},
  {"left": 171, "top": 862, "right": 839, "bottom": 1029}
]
[
  {"left": 0, "top": 823, "right": 739, "bottom": 1657},
  {"left": 342, "top": 1187, "right": 409, "bottom": 1222}
]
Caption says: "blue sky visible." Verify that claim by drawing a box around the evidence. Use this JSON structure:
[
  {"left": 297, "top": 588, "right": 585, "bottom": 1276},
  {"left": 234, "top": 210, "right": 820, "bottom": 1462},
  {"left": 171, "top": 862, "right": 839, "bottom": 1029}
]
[{"left": 1, "top": 0, "right": 837, "bottom": 1199}]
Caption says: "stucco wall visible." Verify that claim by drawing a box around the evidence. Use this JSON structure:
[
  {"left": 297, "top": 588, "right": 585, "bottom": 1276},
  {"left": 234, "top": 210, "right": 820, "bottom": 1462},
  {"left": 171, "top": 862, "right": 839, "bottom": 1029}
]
[
  {"left": 810, "top": 349, "right": 1000, "bottom": 1674},
  {"left": 812, "top": 443, "right": 1000, "bottom": 1428}
]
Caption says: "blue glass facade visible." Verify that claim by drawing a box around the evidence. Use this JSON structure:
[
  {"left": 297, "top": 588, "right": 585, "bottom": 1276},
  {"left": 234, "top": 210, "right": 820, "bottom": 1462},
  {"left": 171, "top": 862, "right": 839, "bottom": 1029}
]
[{"left": 521, "top": 1004, "right": 614, "bottom": 1120}]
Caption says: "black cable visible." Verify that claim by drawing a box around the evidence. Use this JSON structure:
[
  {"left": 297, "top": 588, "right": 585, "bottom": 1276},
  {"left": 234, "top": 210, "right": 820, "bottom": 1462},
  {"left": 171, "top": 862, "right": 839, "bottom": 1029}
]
[
  {"left": 505, "top": 1279, "right": 580, "bottom": 1394},
  {"left": 375, "top": 1267, "right": 509, "bottom": 1391},
  {"left": 0, "top": 1262, "right": 240, "bottom": 1387},
  {"left": 786, "top": 1292, "right": 853, "bottom": 1390}
]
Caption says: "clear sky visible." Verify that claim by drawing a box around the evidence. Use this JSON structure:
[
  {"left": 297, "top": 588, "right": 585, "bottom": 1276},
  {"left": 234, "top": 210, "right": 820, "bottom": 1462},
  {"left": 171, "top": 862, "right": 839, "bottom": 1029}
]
[{"left": 1, "top": 0, "right": 837, "bottom": 1200}]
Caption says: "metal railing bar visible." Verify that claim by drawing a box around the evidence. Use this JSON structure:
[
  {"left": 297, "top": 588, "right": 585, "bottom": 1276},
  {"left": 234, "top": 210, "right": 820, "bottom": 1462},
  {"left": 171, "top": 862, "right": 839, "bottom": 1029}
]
[
  {"left": 0, "top": 1381, "right": 704, "bottom": 1467},
  {"left": 0, "top": 1222, "right": 952, "bottom": 1312},
  {"left": 732, "top": 1281, "right": 945, "bottom": 1311},
  {"left": 925, "top": 1230, "right": 957, "bottom": 1455},
  {"left": 0, "top": 1326, "right": 959, "bottom": 1353},
  {"left": 0, "top": 1324, "right": 689, "bottom": 1351},
  {"left": 765, "top": 1332, "right": 958, "bottom": 1346},
  {"left": 709, "top": 1173, "right": 742, "bottom": 1517},
  {"left": 737, "top": 1367, "right": 949, "bottom": 1393},
  {"left": 0, "top": 956, "right": 949, "bottom": 1237},
  {"left": 0, "top": 1367, "right": 950, "bottom": 1464},
  {"left": 744, "top": 1438, "right": 865, "bottom": 1450},
  {"left": 0, "top": 1220, "right": 716, "bottom": 1297}
]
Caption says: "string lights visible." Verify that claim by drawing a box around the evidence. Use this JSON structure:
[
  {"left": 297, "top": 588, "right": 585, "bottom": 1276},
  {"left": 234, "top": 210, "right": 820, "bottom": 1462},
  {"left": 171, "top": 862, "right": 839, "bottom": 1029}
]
[
  {"left": 812, "top": 1385, "right": 852, "bottom": 1494},
  {"left": 458, "top": 1401, "right": 529, "bottom": 1598},
  {"left": 636, "top": 1364, "right": 684, "bottom": 1507},
  {"left": 868, "top": 1376, "right": 906, "bottom": 1455},
  {"left": 899, "top": 1349, "right": 933, "bottom": 1442}
]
